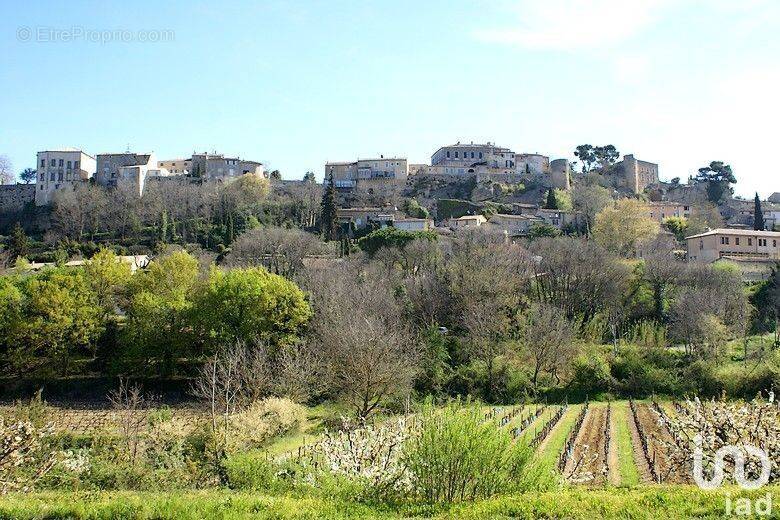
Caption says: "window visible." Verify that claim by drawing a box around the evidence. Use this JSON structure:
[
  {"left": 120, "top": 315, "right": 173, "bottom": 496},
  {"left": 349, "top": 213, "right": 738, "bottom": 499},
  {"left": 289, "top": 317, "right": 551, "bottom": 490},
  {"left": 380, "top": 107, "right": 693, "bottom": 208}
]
[
  {"left": 40, "top": 173, "right": 44, "bottom": 181},
  {"left": 40, "top": 159, "right": 45, "bottom": 167},
  {"left": 446, "top": 151, "right": 450, "bottom": 158},
  {"left": 67, "top": 161, "right": 72, "bottom": 169},
  {"left": 50, "top": 159, "right": 55, "bottom": 167},
  {"left": 471, "top": 152, "right": 475, "bottom": 158},
  {"left": 59, "top": 159, "right": 63, "bottom": 167},
  {"left": 479, "top": 152, "right": 483, "bottom": 159},
  {"left": 699, "top": 241, "right": 703, "bottom": 250},
  {"left": 735, "top": 237, "right": 740, "bottom": 245},
  {"left": 759, "top": 238, "right": 767, "bottom": 247},
  {"left": 748, "top": 238, "right": 753, "bottom": 246},
  {"left": 57, "top": 172, "right": 63, "bottom": 181},
  {"left": 50, "top": 172, "right": 55, "bottom": 181},
  {"left": 455, "top": 152, "right": 459, "bottom": 158},
  {"left": 75, "top": 161, "right": 79, "bottom": 169},
  {"left": 775, "top": 240, "right": 777, "bottom": 247}
]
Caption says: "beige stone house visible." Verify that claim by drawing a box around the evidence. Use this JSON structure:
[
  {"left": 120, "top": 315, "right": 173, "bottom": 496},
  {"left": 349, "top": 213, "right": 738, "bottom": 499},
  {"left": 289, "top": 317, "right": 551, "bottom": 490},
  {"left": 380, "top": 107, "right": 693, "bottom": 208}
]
[
  {"left": 646, "top": 202, "right": 691, "bottom": 222},
  {"left": 35, "top": 149, "right": 96, "bottom": 206},
  {"left": 394, "top": 218, "right": 433, "bottom": 231},
  {"left": 325, "top": 157, "right": 407, "bottom": 189},
  {"left": 446, "top": 214, "right": 487, "bottom": 230},
  {"left": 686, "top": 228, "right": 780, "bottom": 263}
]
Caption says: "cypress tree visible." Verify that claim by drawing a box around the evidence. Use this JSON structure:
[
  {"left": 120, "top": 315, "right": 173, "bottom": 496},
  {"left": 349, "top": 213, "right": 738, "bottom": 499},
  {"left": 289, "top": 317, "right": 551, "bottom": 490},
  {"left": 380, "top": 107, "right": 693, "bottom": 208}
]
[
  {"left": 544, "top": 189, "right": 558, "bottom": 210},
  {"left": 754, "top": 193, "right": 765, "bottom": 230},
  {"left": 321, "top": 172, "right": 338, "bottom": 241},
  {"left": 10, "top": 222, "right": 28, "bottom": 259}
]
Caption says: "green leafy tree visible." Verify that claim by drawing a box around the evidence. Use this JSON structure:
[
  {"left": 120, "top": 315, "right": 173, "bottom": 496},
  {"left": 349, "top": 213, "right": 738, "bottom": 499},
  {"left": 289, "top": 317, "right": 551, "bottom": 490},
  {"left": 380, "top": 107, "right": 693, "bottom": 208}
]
[
  {"left": 269, "top": 169, "right": 282, "bottom": 180},
  {"left": 123, "top": 251, "right": 200, "bottom": 375},
  {"left": 662, "top": 216, "right": 689, "bottom": 242},
  {"left": 20, "top": 168, "right": 37, "bottom": 184},
  {"left": 84, "top": 249, "right": 131, "bottom": 319},
  {"left": 593, "top": 199, "right": 660, "bottom": 257},
  {"left": 528, "top": 223, "right": 561, "bottom": 239},
  {"left": 402, "top": 198, "right": 430, "bottom": 219},
  {"left": 192, "top": 266, "right": 311, "bottom": 351},
  {"left": 553, "top": 188, "right": 573, "bottom": 211},
  {"left": 320, "top": 172, "right": 338, "bottom": 241},
  {"left": 11, "top": 269, "right": 103, "bottom": 374},
  {"left": 754, "top": 193, "right": 765, "bottom": 231},
  {"left": 303, "top": 171, "right": 316, "bottom": 183},
  {"left": 696, "top": 161, "right": 736, "bottom": 203}
]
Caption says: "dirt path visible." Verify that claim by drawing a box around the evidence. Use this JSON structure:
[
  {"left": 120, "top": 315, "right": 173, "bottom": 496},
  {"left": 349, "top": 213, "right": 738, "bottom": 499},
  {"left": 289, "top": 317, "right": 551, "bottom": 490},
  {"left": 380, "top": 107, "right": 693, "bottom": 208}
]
[
  {"left": 627, "top": 403, "right": 656, "bottom": 484},
  {"left": 634, "top": 403, "right": 689, "bottom": 484},
  {"left": 607, "top": 404, "right": 620, "bottom": 485},
  {"left": 565, "top": 405, "right": 608, "bottom": 485}
]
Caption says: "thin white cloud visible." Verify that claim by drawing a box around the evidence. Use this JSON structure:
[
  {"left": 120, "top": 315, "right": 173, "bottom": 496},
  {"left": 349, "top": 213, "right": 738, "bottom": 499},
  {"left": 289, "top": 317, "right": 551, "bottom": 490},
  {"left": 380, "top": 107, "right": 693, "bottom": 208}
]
[{"left": 473, "top": 0, "right": 673, "bottom": 50}]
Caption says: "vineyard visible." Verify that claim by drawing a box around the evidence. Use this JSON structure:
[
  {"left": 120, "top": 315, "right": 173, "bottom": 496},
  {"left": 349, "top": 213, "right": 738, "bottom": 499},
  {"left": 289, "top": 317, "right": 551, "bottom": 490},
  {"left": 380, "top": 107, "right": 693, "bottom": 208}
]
[
  {"left": 5, "top": 397, "right": 778, "bottom": 489},
  {"left": 275, "top": 397, "right": 780, "bottom": 488}
]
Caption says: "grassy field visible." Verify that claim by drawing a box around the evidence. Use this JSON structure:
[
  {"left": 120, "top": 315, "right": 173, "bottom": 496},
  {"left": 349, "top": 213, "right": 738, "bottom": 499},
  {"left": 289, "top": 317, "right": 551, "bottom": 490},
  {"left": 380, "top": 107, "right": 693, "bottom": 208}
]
[
  {"left": 612, "top": 401, "right": 641, "bottom": 486},
  {"left": 2, "top": 487, "right": 777, "bottom": 519}
]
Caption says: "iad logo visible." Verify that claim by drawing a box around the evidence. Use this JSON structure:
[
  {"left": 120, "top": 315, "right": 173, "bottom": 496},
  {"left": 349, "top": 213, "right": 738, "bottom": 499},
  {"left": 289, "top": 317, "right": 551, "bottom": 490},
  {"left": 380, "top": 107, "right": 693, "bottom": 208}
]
[
  {"left": 692, "top": 434, "right": 773, "bottom": 517},
  {"left": 693, "top": 434, "right": 772, "bottom": 490}
]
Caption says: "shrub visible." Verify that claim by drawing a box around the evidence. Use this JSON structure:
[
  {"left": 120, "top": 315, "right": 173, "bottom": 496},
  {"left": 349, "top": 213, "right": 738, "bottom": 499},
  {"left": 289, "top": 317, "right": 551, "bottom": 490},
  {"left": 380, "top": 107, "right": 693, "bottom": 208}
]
[
  {"left": 228, "top": 397, "right": 306, "bottom": 452},
  {"left": 402, "top": 403, "right": 532, "bottom": 503},
  {"left": 223, "top": 451, "right": 281, "bottom": 490},
  {"left": 357, "top": 227, "right": 437, "bottom": 256}
]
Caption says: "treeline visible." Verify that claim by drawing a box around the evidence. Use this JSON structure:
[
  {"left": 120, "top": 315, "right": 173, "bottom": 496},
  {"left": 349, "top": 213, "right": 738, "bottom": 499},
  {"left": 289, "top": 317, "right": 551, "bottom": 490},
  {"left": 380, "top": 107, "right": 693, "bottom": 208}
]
[
  {"left": 0, "top": 249, "right": 310, "bottom": 379},
  {"left": 4, "top": 175, "right": 321, "bottom": 261},
  {"left": 2, "top": 225, "right": 777, "bottom": 412}
]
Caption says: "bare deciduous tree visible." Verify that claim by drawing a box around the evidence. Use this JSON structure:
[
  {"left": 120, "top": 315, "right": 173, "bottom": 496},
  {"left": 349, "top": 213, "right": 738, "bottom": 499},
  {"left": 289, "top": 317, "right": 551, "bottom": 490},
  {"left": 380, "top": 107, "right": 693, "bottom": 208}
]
[
  {"left": 0, "top": 155, "right": 14, "bottom": 185},
  {"left": 530, "top": 237, "right": 631, "bottom": 322},
  {"left": 306, "top": 264, "right": 419, "bottom": 418},
  {"left": 108, "top": 379, "right": 155, "bottom": 465},
  {"left": 516, "top": 303, "right": 576, "bottom": 392},
  {"left": 225, "top": 226, "right": 328, "bottom": 278}
]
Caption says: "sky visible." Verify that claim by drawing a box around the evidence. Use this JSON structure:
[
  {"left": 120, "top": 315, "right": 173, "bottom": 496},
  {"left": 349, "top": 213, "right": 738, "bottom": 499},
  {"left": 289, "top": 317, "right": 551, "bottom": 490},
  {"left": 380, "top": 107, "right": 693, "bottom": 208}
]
[{"left": 1, "top": 0, "right": 779, "bottom": 197}]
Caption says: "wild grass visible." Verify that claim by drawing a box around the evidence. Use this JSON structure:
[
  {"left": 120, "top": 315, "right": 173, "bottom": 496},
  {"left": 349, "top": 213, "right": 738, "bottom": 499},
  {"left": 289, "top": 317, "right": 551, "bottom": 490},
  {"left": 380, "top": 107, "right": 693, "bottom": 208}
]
[
  {"left": 612, "top": 400, "right": 641, "bottom": 486},
  {"left": 3, "top": 487, "right": 776, "bottom": 519}
]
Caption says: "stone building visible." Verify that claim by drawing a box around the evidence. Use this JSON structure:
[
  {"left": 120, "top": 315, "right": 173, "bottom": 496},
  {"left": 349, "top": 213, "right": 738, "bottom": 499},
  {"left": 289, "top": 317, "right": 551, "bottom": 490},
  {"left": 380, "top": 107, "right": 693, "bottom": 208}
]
[
  {"left": 516, "top": 153, "right": 549, "bottom": 175},
  {"left": 158, "top": 152, "right": 265, "bottom": 181},
  {"left": 325, "top": 157, "right": 407, "bottom": 189},
  {"left": 617, "top": 154, "right": 659, "bottom": 194},
  {"left": 431, "top": 142, "right": 516, "bottom": 173},
  {"left": 96, "top": 152, "right": 169, "bottom": 196},
  {"left": 34, "top": 149, "right": 96, "bottom": 206},
  {"left": 549, "top": 159, "right": 571, "bottom": 190},
  {"left": 646, "top": 202, "right": 691, "bottom": 222},
  {"left": 686, "top": 228, "right": 780, "bottom": 263}
]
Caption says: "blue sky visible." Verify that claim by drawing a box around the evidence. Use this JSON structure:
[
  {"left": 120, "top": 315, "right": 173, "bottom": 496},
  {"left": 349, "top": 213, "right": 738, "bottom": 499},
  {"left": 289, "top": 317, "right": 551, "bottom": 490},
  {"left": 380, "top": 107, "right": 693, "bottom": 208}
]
[{"left": 1, "top": 0, "right": 778, "bottom": 197}]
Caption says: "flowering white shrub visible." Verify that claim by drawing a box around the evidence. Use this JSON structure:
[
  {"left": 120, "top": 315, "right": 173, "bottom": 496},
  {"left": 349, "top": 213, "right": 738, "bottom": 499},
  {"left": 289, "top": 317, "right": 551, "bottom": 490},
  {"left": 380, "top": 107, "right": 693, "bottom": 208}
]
[
  {"left": 0, "top": 418, "right": 57, "bottom": 493},
  {"left": 656, "top": 395, "right": 780, "bottom": 484},
  {"left": 316, "top": 417, "right": 411, "bottom": 492},
  {"left": 60, "top": 449, "right": 91, "bottom": 475}
]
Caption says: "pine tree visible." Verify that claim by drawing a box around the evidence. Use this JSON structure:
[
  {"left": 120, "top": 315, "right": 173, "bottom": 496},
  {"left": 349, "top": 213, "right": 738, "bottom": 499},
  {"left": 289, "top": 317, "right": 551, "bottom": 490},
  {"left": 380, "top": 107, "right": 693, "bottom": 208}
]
[
  {"left": 754, "top": 193, "right": 765, "bottom": 230},
  {"left": 321, "top": 172, "right": 338, "bottom": 241},
  {"left": 544, "top": 189, "right": 558, "bottom": 210}
]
